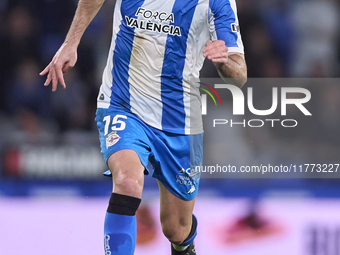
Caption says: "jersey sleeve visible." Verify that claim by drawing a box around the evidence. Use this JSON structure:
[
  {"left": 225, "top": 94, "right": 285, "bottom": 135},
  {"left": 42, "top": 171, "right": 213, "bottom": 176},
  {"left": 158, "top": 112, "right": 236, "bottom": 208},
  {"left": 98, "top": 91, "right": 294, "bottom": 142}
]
[{"left": 209, "top": 0, "right": 244, "bottom": 54}]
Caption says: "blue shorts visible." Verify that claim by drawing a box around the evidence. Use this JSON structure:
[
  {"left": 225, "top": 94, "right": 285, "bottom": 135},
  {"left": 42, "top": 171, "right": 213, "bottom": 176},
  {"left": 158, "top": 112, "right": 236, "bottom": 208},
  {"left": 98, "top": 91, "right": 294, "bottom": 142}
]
[{"left": 95, "top": 108, "right": 203, "bottom": 201}]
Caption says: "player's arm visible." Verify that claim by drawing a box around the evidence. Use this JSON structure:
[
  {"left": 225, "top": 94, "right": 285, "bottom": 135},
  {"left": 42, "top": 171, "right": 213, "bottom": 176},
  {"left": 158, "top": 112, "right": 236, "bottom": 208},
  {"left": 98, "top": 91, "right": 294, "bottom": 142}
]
[
  {"left": 203, "top": 40, "right": 247, "bottom": 88},
  {"left": 207, "top": 0, "right": 247, "bottom": 88},
  {"left": 40, "top": 0, "right": 106, "bottom": 91}
]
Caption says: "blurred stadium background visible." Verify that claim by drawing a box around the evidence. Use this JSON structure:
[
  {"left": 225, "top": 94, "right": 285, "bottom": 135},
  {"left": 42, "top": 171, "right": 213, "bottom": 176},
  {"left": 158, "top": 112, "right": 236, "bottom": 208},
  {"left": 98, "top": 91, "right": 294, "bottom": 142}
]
[{"left": 1, "top": 0, "right": 340, "bottom": 254}]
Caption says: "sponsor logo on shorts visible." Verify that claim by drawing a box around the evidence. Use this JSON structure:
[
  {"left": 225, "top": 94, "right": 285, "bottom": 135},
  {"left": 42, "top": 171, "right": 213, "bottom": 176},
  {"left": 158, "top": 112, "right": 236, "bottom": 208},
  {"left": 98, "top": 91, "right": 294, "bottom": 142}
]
[
  {"left": 106, "top": 132, "right": 120, "bottom": 149},
  {"left": 176, "top": 167, "right": 200, "bottom": 189},
  {"left": 180, "top": 167, "right": 201, "bottom": 179},
  {"left": 187, "top": 186, "right": 196, "bottom": 194}
]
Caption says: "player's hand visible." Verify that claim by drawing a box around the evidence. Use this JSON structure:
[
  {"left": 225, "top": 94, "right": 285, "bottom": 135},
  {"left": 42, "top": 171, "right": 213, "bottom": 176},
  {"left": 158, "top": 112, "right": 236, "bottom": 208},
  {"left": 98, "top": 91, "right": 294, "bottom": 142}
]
[
  {"left": 39, "top": 43, "right": 77, "bottom": 92},
  {"left": 203, "top": 40, "right": 228, "bottom": 66}
]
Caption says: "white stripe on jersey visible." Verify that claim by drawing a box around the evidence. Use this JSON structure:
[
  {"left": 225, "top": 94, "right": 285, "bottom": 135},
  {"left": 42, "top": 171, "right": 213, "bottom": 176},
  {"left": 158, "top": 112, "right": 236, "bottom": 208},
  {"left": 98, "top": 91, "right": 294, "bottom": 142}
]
[
  {"left": 183, "top": 0, "right": 210, "bottom": 134},
  {"left": 128, "top": 0, "right": 177, "bottom": 130}
]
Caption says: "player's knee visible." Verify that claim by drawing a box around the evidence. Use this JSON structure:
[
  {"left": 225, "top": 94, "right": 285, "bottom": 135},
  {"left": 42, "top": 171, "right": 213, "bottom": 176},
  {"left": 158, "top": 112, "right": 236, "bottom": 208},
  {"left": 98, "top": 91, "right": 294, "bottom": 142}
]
[
  {"left": 114, "top": 173, "right": 143, "bottom": 198},
  {"left": 108, "top": 150, "right": 144, "bottom": 198},
  {"left": 161, "top": 217, "right": 191, "bottom": 244}
]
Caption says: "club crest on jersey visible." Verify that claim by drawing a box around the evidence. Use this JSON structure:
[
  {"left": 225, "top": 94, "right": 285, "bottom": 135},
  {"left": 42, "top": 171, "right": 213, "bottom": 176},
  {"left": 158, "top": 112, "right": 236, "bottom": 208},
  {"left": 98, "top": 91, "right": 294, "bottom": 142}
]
[
  {"left": 125, "top": 7, "right": 181, "bottom": 36},
  {"left": 106, "top": 132, "right": 120, "bottom": 149}
]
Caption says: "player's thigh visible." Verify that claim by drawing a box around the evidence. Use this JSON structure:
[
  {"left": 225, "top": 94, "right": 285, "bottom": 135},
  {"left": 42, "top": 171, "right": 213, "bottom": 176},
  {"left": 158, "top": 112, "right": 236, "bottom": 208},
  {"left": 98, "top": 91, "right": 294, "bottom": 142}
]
[
  {"left": 96, "top": 108, "right": 151, "bottom": 198},
  {"left": 151, "top": 131, "right": 203, "bottom": 200},
  {"left": 157, "top": 180, "right": 195, "bottom": 227},
  {"left": 107, "top": 149, "right": 145, "bottom": 198}
]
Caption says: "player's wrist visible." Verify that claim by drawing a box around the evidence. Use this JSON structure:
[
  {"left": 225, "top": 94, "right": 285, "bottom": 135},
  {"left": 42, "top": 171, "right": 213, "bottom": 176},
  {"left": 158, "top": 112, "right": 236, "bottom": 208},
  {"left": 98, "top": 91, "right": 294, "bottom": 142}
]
[{"left": 63, "top": 37, "right": 81, "bottom": 49}]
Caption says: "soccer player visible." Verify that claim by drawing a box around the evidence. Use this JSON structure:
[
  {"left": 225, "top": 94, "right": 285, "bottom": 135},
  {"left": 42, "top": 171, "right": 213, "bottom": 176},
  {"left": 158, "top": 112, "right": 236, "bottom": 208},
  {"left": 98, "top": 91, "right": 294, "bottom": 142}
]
[{"left": 40, "top": 0, "right": 247, "bottom": 254}]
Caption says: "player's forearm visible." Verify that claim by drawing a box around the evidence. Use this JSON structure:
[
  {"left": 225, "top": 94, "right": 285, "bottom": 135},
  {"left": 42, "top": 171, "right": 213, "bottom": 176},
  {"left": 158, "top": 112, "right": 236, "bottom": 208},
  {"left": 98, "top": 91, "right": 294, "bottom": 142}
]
[
  {"left": 64, "top": 0, "right": 106, "bottom": 47},
  {"left": 216, "top": 54, "right": 247, "bottom": 88}
]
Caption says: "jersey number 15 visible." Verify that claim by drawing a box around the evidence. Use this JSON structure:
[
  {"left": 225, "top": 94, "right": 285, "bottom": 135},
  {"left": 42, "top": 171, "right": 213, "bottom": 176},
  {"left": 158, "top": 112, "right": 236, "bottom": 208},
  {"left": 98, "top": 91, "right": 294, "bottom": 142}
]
[{"left": 103, "top": 115, "right": 127, "bottom": 135}]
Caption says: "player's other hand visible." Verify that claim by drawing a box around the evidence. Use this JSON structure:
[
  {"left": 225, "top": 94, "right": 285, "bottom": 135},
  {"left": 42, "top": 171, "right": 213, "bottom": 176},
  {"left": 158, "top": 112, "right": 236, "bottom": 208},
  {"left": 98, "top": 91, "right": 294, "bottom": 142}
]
[
  {"left": 203, "top": 40, "right": 228, "bottom": 66},
  {"left": 39, "top": 43, "right": 77, "bottom": 92}
]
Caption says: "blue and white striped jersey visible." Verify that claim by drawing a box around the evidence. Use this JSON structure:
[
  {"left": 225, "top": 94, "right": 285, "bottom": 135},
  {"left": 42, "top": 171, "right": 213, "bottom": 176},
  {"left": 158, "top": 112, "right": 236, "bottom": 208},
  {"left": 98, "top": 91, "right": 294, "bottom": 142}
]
[{"left": 97, "top": 0, "right": 244, "bottom": 135}]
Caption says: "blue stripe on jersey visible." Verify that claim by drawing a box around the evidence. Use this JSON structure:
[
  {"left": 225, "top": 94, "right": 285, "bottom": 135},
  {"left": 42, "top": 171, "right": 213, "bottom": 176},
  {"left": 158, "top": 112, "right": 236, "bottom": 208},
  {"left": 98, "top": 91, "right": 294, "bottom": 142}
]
[
  {"left": 110, "top": 0, "right": 146, "bottom": 111},
  {"left": 160, "top": 0, "right": 199, "bottom": 133},
  {"left": 210, "top": 0, "right": 238, "bottom": 47}
]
